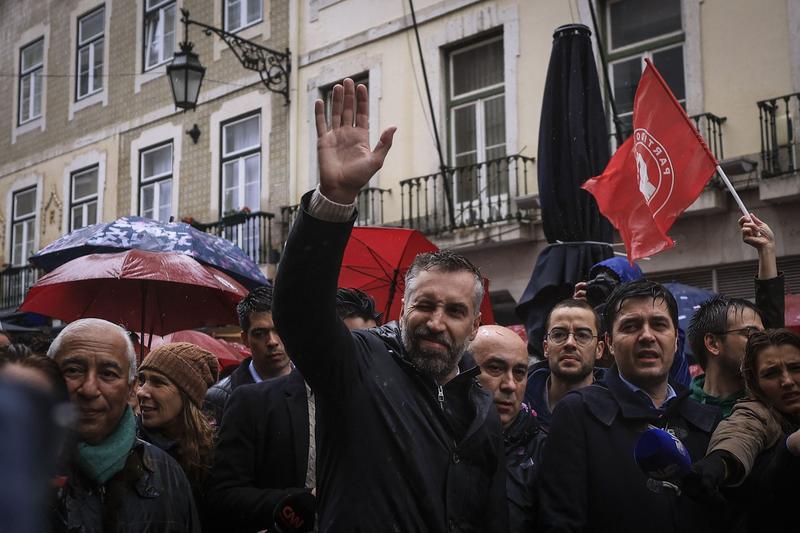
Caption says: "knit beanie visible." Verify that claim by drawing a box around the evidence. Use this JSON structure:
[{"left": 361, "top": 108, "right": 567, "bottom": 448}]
[{"left": 140, "top": 342, "right": 220, "bottom": 407}]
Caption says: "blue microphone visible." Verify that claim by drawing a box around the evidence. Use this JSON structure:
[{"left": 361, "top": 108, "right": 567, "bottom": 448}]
[{"left": 634, "top": 427, "right": 692, "bottom": 494}]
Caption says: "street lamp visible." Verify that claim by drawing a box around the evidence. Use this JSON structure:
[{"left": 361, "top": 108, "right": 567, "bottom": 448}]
[
  {"left": 167, "top": 9, "right": 291, "bottom": 110},
  {"left": 167, "top": 42, "right": 206, "bottom": 111}
]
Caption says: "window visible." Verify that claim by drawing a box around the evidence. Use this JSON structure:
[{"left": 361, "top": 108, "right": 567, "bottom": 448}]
[
  {"left": 447, "top": 36, "right": 507, "bottom": 212},
  {"left": 139, "top": 143, "right": 173, "bottom": 222},
  {"left": 77, "top": 6, "right": 105, "bottom": 100},
  {"left": 11, "top": 187, "right": 37, "bottom": 267},
  {"left": 224, "top": 0, "right": 262, "bottom": 33},
  {"left": 607, "top": 0, "right": 684, "bottom": 137},
  {"left": 144, "top": 0, "right": 176, "bottom": 71},
  {"left": 221, "top": 113, "right": 260, "bottom": 214},
  {"left": 18, "top": 39, "right": 44, "bottom": 125},
  {"left": 70, "top": 166, "right": 99, "bottom": 231}
]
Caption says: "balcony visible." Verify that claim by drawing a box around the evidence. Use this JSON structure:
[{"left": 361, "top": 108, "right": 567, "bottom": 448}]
[
  {"left": 399, "top": 155, "right": 537, "bottom": 235},
  {"left": 280, "top": 187, "right": 391, "bottom": 242},
  {"left": 195, "top": 210, "right": 276, "bottom": 265},
  {"left": 0, "top": 265, "right": 43, "bottom": 311},
  {"left": 758, "top": 92, "right": 800, "bottom": 178}
]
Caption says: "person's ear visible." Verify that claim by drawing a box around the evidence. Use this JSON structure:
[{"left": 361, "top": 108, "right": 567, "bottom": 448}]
[
  {"left": 595, "top": 338, "right": 605, "bottom": 361},
  {"left": 240, "top": 330, "right": 248, "bottom": 345},
  {"left": 704, "top": 333, "right": 721, "bottom": 357},
  {"left": 469, "top": 313, "right": 481, "bottom": 341},
  {"left": 604, "top": 332, "right": 613, "bottom": 357},
  {"left": 543, "top": 339, "right": 549, "bottom": 358}
]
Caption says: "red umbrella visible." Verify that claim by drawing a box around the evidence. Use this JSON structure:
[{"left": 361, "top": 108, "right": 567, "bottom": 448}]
[
  {"left": 139, "top": 330, "right": 250, "bottom": 370},
  {"left": 20, "top": 250, "right": 247, "bottom": 353},
  {"left": 786, "top": 294, "right": 800, "bottom": 334},
  {"left": 338, "top": 227, "right": 494, "bottom": 324}
]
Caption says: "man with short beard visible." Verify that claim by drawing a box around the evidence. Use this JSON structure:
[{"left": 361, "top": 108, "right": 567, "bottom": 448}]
[
  {"left": 524, "top": 299, "right": 605, "bottom": 429},
  {"left": 273, "top": 78, "right": 508, "bottom": 532}
]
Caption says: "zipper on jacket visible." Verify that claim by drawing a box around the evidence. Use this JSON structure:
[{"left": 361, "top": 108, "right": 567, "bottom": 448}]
[
  {"left": 97, "top": 485, "right": 106, "bottom": 504},
  {"left": 437, "top": 382, "right": 445, "bottom": 411}
]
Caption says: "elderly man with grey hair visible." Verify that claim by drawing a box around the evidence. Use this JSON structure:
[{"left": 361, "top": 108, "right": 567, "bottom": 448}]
[{"left": 48, "top": 318, "right": 200, "bottom": 532}]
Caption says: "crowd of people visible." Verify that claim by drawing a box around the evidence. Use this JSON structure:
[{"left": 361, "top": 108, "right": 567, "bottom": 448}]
[{"left": 0, "top": 78, "right": 798, "bottom": 532}]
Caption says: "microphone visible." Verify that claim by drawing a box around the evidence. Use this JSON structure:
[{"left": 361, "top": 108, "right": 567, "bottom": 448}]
[
  {"left": 273, "top": 490, "right": 316, "bottom": 533},
  {"left": 634, "top": 427, "right": 692, "bottom": 495}
]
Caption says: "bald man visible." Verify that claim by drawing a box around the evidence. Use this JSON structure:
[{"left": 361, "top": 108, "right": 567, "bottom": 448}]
[{"left": 472, "top": 325, "right": 546, "bottom": 532}]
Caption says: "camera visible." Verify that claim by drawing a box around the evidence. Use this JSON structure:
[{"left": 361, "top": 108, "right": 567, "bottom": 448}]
[{"left": 585, "top": 271, "right": 619, "bottom": 308}]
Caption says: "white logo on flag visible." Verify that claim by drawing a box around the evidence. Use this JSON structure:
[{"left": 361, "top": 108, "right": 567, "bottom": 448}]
[{"left": 633, "top": 128, "right": 675, "bottom": 216}]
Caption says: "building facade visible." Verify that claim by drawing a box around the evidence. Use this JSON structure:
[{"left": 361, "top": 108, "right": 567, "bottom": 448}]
[
  {"left": 0, "top": 0, "right": 290, "bottom": 312},
  {"left": 287, "top": 0, "right": 800, "bottom": 324},
  {"left": 1, "top": 0, "right": 799, "bottom": 325}
]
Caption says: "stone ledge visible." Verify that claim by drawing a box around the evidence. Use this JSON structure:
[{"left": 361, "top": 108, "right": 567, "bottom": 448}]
[{"left": 759, "top": 173, "right": 800, "bottom": 203}]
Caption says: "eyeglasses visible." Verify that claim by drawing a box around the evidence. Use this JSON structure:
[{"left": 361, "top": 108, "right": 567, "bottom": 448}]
[
  {"left": 722, "top": 326, "right": 762, "bottom": 339},
  {"left": 546, "top": 327, "right": 597, "bottom": 346}
]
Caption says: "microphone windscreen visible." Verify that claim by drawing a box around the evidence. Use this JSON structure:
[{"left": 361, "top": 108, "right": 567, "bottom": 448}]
[
  {"left": 273, "top": 490, "right": 315, "bottom": 533},
  {"left": 634, "top": 427, "right": 692, "bottom": 481}
]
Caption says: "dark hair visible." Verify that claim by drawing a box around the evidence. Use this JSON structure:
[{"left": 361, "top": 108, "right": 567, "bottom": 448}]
[
  {"left": 404, "top": 250, "right": 483, "bottom": 313},
  {"left": 0, "top": 348, "right": 68, "bottom": 401},
  {"left": 603, "top": 279, "right": 678, "bottom": 342},
  {"left": 688, "top": 295, "right": 763, "bottom": 369},
  {"left": 236, "top": 283, "right": 274, "bottom": 332},
  {"left": 545, "top": 298, "right": 601, "bottom": 332},
  {"left": 336, "top": 288, "right": 381, "bottom": 324},
  {"left": 741, "top": 329, "right": 800, "bottom": 406}
]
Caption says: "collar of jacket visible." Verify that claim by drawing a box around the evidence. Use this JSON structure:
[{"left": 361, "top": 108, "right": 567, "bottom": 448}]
[
  {"left": 230, "top": 356, "right": 256, "bottom": 387},
  {"left": 584, "top": 365, "right": 717, "bottom": 432},
  {"left": 503, "top": 407, "right": 542, "bottom": 449}
]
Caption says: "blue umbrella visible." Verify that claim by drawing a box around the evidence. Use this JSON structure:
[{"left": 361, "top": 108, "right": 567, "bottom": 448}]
[
  {"left": 664, "top": 282, "right": 716, "bottom": 362},
  {"left": 30, "top": 216, "right": 268, "bottom": 290}
]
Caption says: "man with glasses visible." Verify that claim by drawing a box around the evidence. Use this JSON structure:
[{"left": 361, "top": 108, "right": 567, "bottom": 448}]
[
  {"left": 524, "top": 299, "right": 605, "bottom": 429},
  {"left": 538, "top": 280, "right": 723, "bottom": 532},
  {"left": 687, "top": 297, "right": 764, "bottom": 418}
]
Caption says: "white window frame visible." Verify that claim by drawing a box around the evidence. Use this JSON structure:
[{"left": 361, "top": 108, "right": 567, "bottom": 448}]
[
  {"left": 223, "top": 0, "right": 263, "bottom": 33},
  {"left": 18, "top": 39, "right": 44, "bottom": 126},
  {"left": 76, "top": 6, "right": 105, "bottom": 100},
  {"left": 220, "top": 113, "right": 261, "bottom": 215},
  {"left": 69, "top": 165, "right": 100, "bottom": 231},
  {"left": 447, "top": 35, "right": 508, "bottom": 222},
  {"left": 143, "top": 0, "right": 176, "bottom": 71},
  {"left": 139, "top": 142, "right": 174, "bottom": 222},
  {"left": 10, "top": 187, "right": 38, "bottom": 267}
]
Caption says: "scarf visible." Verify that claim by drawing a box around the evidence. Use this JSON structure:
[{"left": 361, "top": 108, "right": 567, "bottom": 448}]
[{"left": 77, "top": 406, "right": 137, "bottom": 485}]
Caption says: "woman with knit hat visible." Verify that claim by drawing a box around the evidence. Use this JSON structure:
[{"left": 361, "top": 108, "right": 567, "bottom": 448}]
[{"left": 137, "top": 342, "right": 219, "bottom": 505}]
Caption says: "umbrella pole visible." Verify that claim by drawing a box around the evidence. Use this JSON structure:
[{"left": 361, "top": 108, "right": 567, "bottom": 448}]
[
  {"left": 385, "top": 268, "right": 401, "bottom": 321},
  {"left": 140, "top": 281, "right": 147, "bottom": 364}
]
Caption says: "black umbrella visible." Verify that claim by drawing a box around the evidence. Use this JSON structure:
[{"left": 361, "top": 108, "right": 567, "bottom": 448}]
[{"left": 516, "top": 24, "right": 614, "bottom": 356}]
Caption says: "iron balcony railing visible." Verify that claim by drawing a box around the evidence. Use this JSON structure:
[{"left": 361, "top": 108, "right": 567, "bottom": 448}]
[
  {"left": 399, "top": 155, "right": 537, "bottom": 235},
  {"left": 758, "top": 92, "right": 800, "bottom": 178},
  {"left": 280, "top": 187, "right": 390, "bottom": 243},
  {"left": 0, "top": 265, "right": 43, "bottom": 310},
  {"left": 196, "top": 211, "right": 275, "bottom": 265},
  {"left": 689, "top": 112, "right": 726, "bottom": 162}
]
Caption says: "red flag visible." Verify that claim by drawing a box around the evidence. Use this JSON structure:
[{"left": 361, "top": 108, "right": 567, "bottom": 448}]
[{"left": 582, "top": 59, "right": 717, "bottom": 262}]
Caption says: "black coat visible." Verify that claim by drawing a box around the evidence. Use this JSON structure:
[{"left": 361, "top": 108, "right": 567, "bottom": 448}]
[
  {"left": 203, "top": 357, "right": 256, "bottom": 426},
  {"left": 52, "top": 439, "right": 200, "bottom": 533},
  {"left": 504, "top": 407, "right": 547, "bottom": 532},
  {"left": 273, "top": 193, "right": 508, "bottom": 533},
  {"left": 205, "top": 370, "right": 310, "bottom": 533},
  {"left": 537, "top": 367, "right": 723, "bottom": 533}
]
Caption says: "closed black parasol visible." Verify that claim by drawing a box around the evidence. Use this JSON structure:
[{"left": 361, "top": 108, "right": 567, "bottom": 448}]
[{"left": 516, "top": 24, "right": 614, "bottom": 357}]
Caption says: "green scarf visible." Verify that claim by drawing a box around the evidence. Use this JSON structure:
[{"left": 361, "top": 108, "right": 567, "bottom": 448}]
[
  {"left": 689, "top": 374, "right": 745, "bottom": 418},
  {"left": 77, "top": 406, "right": 137, "bottom": 485}
]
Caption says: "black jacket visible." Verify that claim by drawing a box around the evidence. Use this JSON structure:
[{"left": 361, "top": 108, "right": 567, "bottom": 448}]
[
  {"left": 273, "top": 193, "right": 508, "bottom": 533},
  {"left": 52, "top": 438, "right": 200, "bottom": 533},
  {"left": 205, "top": 370, "right": 311, "bottom": 532},
  {"left": 203, "top": 357, "right": 256, "bottom": 426},
  {"left": 537, "top": 367, "right": 723, "bottom": 533},
  {"left": 504, "top": 406, "right": 547, "bottom": 532}
]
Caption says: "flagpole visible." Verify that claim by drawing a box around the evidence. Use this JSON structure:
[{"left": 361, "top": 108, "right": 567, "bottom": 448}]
[{"left": 715, "top": 164, "right": 751, "bottom": 219}]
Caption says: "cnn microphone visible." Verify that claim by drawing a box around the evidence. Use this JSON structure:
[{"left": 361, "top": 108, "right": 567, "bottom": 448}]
[
  {"left": 273, "top": 490, "right": 315, "bottom": 533},
  {"left": 634, "top": 427, "right": 692, "bottom": 495}
]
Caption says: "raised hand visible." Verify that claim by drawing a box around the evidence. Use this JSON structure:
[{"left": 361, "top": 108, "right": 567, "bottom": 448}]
[
  {"left": 739, "top": 212, "right": 775, "bottom": 251},
  {"left": 315, "top": 78, "right": 396, "bottom": 204},
  {"left": 739, "top": 212, "right": 777, "bottom": 279}
]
